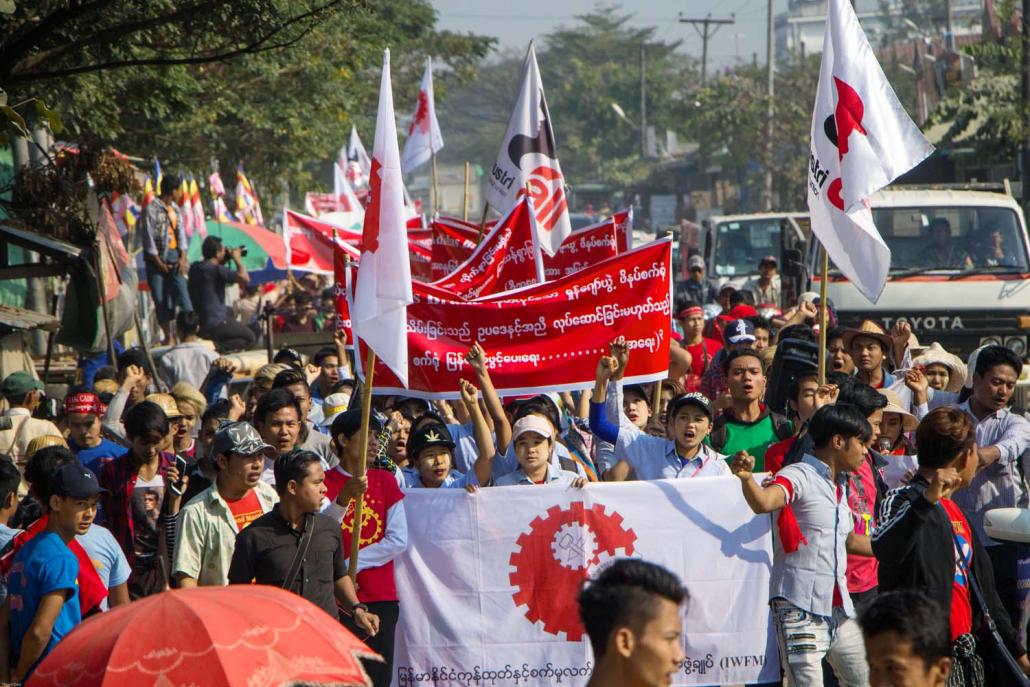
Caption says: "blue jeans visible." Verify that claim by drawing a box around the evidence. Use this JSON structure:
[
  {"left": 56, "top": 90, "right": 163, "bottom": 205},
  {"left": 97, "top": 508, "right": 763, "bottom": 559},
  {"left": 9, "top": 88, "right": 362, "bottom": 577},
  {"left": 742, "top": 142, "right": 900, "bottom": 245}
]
[
  {"left": 146, "top": 263, "right": 192, "bottom": 323},
  {"left": 771, "top": 599, "right": 868, "bottom": 687}
]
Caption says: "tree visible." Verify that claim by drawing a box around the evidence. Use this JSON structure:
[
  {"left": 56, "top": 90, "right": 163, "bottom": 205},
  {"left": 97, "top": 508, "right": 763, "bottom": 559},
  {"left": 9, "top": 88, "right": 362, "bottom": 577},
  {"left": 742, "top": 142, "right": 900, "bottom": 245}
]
[
  {"left": 686, "top": 54, "right": 820, "bottom": 211},
  {"left": 0, "top": 0, "right": 494, "bottom": 209},
  {"left": 436, "top": 8, "right": 697, "bottom": 189}
]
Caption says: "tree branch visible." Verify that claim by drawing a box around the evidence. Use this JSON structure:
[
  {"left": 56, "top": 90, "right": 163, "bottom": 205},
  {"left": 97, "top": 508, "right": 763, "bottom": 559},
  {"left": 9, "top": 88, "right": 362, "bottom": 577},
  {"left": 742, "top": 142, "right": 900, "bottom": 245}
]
[
  {"left": 0, "top": 0, "right": 118, "bottom": 74},
  {"left": 7, "top": 0, "right": 237, "bottom": 79},
  {"left": 7, "top": 32, "right": 314, "bottom": 84}
]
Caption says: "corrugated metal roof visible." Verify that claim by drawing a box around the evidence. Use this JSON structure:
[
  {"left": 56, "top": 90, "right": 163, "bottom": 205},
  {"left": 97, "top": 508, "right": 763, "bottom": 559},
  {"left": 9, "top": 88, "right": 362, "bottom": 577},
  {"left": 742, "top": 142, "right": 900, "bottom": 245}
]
[
  {"left": 0, "top": 303, "right": 60, "bottom": 332},
  {"left": 0, "top": 223, "right": 84, "bottom": 260}
]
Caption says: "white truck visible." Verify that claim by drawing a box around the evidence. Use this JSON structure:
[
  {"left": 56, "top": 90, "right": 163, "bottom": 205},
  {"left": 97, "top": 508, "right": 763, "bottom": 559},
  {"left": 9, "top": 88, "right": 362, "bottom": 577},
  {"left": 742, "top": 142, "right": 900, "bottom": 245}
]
[
  {"left": 801, "top": 185, "right": 1030, "bottom": 359},
  {"left": 699, "top": 213, "right": 809, "bottom": 308}
]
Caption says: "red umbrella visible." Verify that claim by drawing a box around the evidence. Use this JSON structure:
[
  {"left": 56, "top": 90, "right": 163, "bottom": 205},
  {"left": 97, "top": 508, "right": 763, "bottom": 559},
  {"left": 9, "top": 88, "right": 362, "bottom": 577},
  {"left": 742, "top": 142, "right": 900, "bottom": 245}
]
[{"left": 27, "top": 585, "right": 380, "bottom": 687}]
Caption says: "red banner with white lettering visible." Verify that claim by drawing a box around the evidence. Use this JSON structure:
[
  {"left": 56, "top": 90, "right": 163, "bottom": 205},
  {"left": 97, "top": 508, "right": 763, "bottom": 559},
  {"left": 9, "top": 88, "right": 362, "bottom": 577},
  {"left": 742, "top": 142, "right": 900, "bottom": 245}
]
[
  {"left": 431, "top": 197, "right": 543, "bottom": 299},
  {"left": 430, "top": 216, "right": 484, "bottom": 280},
  {"left": 333, "top": 241, "right": 354, "bottom": 341},
  {"left": 357, "top": 239, "right": 672, "bottom": 398}
]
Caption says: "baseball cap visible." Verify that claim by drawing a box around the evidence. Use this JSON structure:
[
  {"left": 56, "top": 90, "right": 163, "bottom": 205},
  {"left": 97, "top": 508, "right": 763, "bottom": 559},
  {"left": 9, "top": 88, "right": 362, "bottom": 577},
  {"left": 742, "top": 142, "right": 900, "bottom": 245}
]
[
  {"left": 759, "top": 254, "right": 778, "bottom": 266},
  {"left": 64, "top": 391, "right": 103, "bottom": 416},
  {"left": 0, "top": 371, "right": 43, "bottom": 397},
  {"left": 724, "top": 319, "right": 757, "bottom": 345},
  {"left": 407, "top": 423, "right": 455, "bottom": 462},
  {"left": 687, "top": 255, "right": 705, "bottom": 270},
  {"left": 512, "top": 415, "right": 553, "bottom": 442},
  {"left": 322, "top": 392, "right": 351, "bottom": 427},
  {"left": 623, "top": 384, "right": 650, "bottom": 404},
  {"left": 273, "top": 347, "right": 304, "bottom": 368},
  {"left": 212, "top": 421, "right": 275, "bottom": 458},
  {"left": 49, "top": 463, "right": 108, "bottom": 499},
  {"left": 666, "top": 392, "right": 714, "bottom": 421}
]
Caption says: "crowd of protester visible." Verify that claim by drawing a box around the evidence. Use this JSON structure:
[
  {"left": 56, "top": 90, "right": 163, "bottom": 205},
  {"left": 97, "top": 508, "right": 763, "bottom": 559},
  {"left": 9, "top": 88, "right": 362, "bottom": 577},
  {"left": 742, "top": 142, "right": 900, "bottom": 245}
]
[{"left": 0, "top": 235, "right": 1028, "bottom": 687}]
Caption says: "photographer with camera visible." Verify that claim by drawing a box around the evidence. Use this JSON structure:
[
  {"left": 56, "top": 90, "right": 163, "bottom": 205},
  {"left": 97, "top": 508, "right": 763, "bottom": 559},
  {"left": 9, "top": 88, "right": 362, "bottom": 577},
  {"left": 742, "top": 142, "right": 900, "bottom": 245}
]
[{"left": 187, "top": 236, "right": 256, "bottom": 352}]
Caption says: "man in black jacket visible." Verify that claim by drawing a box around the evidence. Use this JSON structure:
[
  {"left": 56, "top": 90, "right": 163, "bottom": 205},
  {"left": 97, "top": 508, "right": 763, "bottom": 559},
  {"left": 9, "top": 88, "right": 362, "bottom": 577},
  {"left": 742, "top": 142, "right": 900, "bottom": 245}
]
[{"left": 873, "top": 407, "right": 1029, "bottom": 684}]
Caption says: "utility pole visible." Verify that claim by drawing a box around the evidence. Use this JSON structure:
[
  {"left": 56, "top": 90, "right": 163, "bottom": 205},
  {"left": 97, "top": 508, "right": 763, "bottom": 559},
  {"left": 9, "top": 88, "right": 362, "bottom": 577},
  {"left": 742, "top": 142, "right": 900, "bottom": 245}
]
[
  {"left": 640, "top": 43, "right": 647, "bottom": 158},
  {"left": 1023, "top": 0, "right": 1030, "bottom": 209},
  {"left": 763, "top": 0, "right": 775, "bottom": 211},
  {"left": 679, "top": 13, "right": 735, "bottom": 85}
]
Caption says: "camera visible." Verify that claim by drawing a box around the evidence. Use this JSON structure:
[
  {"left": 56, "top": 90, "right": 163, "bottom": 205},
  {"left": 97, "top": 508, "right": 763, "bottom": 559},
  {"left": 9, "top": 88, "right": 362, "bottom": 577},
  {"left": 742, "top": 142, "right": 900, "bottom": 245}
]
[{"left": 220, "top": 245, "right": 248, "bottom": 263}]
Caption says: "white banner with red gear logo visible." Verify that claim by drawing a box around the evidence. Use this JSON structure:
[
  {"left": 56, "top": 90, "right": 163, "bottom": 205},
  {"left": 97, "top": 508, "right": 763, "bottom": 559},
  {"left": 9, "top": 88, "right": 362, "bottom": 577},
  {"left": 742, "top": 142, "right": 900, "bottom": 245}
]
[{"left": 391, "top": 478, "right": 779, "bottom": 687}]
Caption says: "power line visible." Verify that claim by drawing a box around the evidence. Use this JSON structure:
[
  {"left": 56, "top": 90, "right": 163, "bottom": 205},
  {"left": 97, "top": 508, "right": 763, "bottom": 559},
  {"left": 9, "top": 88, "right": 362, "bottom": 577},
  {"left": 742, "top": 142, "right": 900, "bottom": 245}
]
[{"left": 678, "top": 13, "right": 736, "bottom": 85}]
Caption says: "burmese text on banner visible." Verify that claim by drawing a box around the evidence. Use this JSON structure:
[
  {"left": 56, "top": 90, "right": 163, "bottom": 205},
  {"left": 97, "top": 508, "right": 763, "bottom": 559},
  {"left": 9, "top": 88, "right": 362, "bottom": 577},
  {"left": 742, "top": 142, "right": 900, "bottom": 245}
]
[
  {"left": 392, "top": 477, "right": 779, "bottom": 686},
  {"left": 360, "top": 239, "right": 672, "bottom": 399}
]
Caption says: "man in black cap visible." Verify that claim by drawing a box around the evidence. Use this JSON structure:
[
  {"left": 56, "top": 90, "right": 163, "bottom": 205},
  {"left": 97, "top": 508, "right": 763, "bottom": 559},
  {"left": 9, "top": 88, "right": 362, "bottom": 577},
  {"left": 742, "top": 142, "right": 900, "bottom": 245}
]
[
  {"left": 173, "top": 421, "right": 279, "bottom": 588},
  {"left": 228, "top": 449, "right": 379, "bottom": 635},
  {"left": 0, "top": 464, "right": 106, "bottom": 681},
  {"left": 742, "top": 254, "right": 781, "bottom": 306}
]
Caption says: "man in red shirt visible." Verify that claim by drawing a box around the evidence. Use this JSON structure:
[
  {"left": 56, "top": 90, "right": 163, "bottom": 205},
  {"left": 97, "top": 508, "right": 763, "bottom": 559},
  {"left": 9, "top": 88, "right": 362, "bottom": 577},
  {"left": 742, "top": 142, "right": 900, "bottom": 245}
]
[
  {"left": 675, "top": 301, "right": 722, "bottom": 393},
  {"left": 323, "top": 409, "right": 406, "bottom": 687}
]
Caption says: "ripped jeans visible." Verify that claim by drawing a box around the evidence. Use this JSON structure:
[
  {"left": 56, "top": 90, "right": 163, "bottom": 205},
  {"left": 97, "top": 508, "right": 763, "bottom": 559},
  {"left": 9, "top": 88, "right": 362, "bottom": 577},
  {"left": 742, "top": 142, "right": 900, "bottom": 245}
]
[{"left": 771, "top": 599, "right": 869, "bottom": 687}]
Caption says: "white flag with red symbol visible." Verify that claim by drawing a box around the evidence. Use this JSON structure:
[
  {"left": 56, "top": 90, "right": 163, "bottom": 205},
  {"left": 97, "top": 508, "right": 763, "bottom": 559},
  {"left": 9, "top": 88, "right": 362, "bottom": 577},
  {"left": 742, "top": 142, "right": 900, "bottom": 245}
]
[
  {"left": 401, "top": 57, "right": 444, "bottom": 175},
  {"left": 352, "top": 49, "right": 413, "bottom": 387},
  {"left": 807, "top": 0, "right": 933, "bottom": 303},
  {"left": 486, "top": 42, "right": 570, "bottom": 257},
  {"left": 333, "top": 162, "right": 363, "bottom": 214}
]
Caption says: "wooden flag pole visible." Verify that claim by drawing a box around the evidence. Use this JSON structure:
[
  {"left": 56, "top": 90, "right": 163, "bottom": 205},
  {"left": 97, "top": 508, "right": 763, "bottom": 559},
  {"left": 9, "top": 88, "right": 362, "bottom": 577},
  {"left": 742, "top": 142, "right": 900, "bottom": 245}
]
[
  {"left": 431, "top": 152, "right": 440, "bottom": 216},
  {"left": 462, "top": 162, "right": 471, "bottom": 222},
  {"left": 817, "top": 244, "right": 830, "bottom": 385},
  {"left": 348, "top": 346, "right": 377, "bottom": 582}
]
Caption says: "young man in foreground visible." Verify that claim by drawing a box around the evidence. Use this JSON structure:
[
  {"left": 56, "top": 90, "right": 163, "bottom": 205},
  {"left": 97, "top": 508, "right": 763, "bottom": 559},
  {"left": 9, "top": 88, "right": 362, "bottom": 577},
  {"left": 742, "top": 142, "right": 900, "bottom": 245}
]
[
  {"left": 578, "top": 558, "right": 688, "bottom": 687},
  {"left": 858, "top": 590, "right": 952, "bottom": 687},
  {"left": 0, "top": 464, "right": 106, "bottom": 681},
  {"left": 731, "top": 403, "right": 874, "bottom": 686}
]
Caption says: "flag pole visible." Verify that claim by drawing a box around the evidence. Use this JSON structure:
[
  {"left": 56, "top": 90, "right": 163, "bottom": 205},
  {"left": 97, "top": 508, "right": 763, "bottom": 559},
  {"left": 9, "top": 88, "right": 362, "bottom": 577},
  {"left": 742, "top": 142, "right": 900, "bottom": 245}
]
[
  {"left": 348, "top": 346, "right": 376, "bottom": 581},
  {"left": 463, "top": 162, "right": 470, "bottom": 222},
  {"left": 476, "top": 203, "right": 489, "bottom": 245},
  {"left": 431, "top": 152, "right": 440, "bottom": 216},
  {"left": 817, "top": 243, "right": 829, "bottom": 385},
  {"left": 525, "top": 183, "right": 546, "bottom": 284}
]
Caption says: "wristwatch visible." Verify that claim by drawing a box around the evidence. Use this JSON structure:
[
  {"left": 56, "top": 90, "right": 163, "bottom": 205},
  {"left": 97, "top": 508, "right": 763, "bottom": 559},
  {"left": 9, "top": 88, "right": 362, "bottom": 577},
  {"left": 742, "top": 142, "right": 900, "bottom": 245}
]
[{"left": 352, "top": 603, "right": 369, "bottom": 614}]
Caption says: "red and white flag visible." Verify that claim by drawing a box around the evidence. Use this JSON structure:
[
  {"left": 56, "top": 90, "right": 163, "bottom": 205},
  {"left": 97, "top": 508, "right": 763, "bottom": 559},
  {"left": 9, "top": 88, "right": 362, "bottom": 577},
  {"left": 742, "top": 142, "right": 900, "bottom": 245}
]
[
  {"left": 333, "top": 162, "right": 363, "bottom": 214},
  {"left": 348, "top": 125, "right": 372, "bottom": 189},
  {"left": 486, "top": 43, "right": 571, "bottom": 257},
  {"left": 807, "top": 0, "right": 933, "bottom": 302},
  {"left": 401, "top": 57, "right": 444, "bottom": 175},
  {"left": 353, "top": 49, "right": 414, "bottom": 386}
]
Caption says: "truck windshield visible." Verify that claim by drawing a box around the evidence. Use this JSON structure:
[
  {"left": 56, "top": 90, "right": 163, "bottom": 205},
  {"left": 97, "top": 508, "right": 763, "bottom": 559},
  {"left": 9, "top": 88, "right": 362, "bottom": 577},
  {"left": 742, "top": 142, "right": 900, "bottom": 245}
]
[
  {"left": 871, "top": 205, "right": 1029, "bottom": 272},
  {"left": 712, "top": 218, "right": 782, "bottom": 277}
]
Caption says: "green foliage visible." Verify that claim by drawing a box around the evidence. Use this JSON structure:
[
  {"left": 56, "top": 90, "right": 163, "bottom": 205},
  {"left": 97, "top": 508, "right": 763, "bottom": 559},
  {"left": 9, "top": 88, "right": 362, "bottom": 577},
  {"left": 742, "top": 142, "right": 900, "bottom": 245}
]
[
  {"left": 0, "top": 0, "right": 493, "bottom": 208},
  {"left": 687, "top": 55, "right": 821, "bottom": 210},
  {"left": 926, "top": 35, "right": 1022, "bottom": 165}
]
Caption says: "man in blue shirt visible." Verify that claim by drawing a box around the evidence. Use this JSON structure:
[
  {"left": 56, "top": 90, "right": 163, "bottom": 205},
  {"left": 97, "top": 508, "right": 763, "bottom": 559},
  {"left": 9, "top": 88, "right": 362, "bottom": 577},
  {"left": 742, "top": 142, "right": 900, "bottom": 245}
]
[
  {"left": 64, "top": 392, "right": 127, "bottom": 473},
  {"left": 0, "top": 463, "right": 107, "bottom": 682}
]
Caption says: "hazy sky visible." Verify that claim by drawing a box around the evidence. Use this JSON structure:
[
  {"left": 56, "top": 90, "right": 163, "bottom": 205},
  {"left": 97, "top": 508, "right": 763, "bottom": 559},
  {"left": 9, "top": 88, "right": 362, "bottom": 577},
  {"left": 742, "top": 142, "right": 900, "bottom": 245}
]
[{"left": 432, "top": 0, "right": 792, "bottom": 68}]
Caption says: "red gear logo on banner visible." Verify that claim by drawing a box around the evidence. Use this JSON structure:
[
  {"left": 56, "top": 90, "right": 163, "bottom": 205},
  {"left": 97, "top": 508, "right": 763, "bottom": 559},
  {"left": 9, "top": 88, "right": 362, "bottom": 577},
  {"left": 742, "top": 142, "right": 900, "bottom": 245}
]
[{"left": 508, "top": 502, "right": 637, "bottom": 640}]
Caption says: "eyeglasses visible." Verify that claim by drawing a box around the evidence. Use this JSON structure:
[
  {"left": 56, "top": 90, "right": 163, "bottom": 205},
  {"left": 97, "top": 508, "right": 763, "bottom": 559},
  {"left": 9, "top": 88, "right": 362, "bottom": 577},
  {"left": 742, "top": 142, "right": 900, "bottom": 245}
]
[{"left": 690, "top": 267, "right": 704, "bottom": 273}]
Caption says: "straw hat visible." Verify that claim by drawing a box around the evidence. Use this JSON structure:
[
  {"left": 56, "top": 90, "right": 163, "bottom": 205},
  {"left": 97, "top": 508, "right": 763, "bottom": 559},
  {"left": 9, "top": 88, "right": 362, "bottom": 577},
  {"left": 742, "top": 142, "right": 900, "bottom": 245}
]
[
  {"left": 24, "top": 434, "right": 67, "bottom": 463},
  {"left": 912, "top": 342, "right": 967, "bottom": 393},
  {"left": 144, "top": 393, "right": 182, "bottom": 419},
  {"left": 842, "top": 320, "right": 893, "bottom": 353},
  {"left": 878, "top": 389, "right": 918, "bottom": 432}
]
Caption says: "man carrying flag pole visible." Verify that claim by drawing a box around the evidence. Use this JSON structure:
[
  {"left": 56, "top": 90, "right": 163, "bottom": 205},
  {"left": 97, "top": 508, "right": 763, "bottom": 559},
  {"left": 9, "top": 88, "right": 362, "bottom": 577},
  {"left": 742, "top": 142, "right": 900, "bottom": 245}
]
[
  {"left": 806, "top": 0, "right": 933, "bottom": 383},
  {"left": 324, "top": 48, "right": 411, "bottom": 687}
]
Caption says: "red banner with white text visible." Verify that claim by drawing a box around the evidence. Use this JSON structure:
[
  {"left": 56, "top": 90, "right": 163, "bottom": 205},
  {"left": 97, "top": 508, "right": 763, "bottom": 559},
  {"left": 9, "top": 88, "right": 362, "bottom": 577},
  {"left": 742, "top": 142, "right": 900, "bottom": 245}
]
[{"left": 357, "top": 239, "right": 672, "bottom": 398}]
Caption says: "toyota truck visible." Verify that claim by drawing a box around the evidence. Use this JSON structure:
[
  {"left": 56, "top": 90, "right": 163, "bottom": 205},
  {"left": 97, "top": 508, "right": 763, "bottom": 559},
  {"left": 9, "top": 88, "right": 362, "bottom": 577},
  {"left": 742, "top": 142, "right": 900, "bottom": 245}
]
[{"left": 804, "top": 184, "right": 1030, "bottom": 360}]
